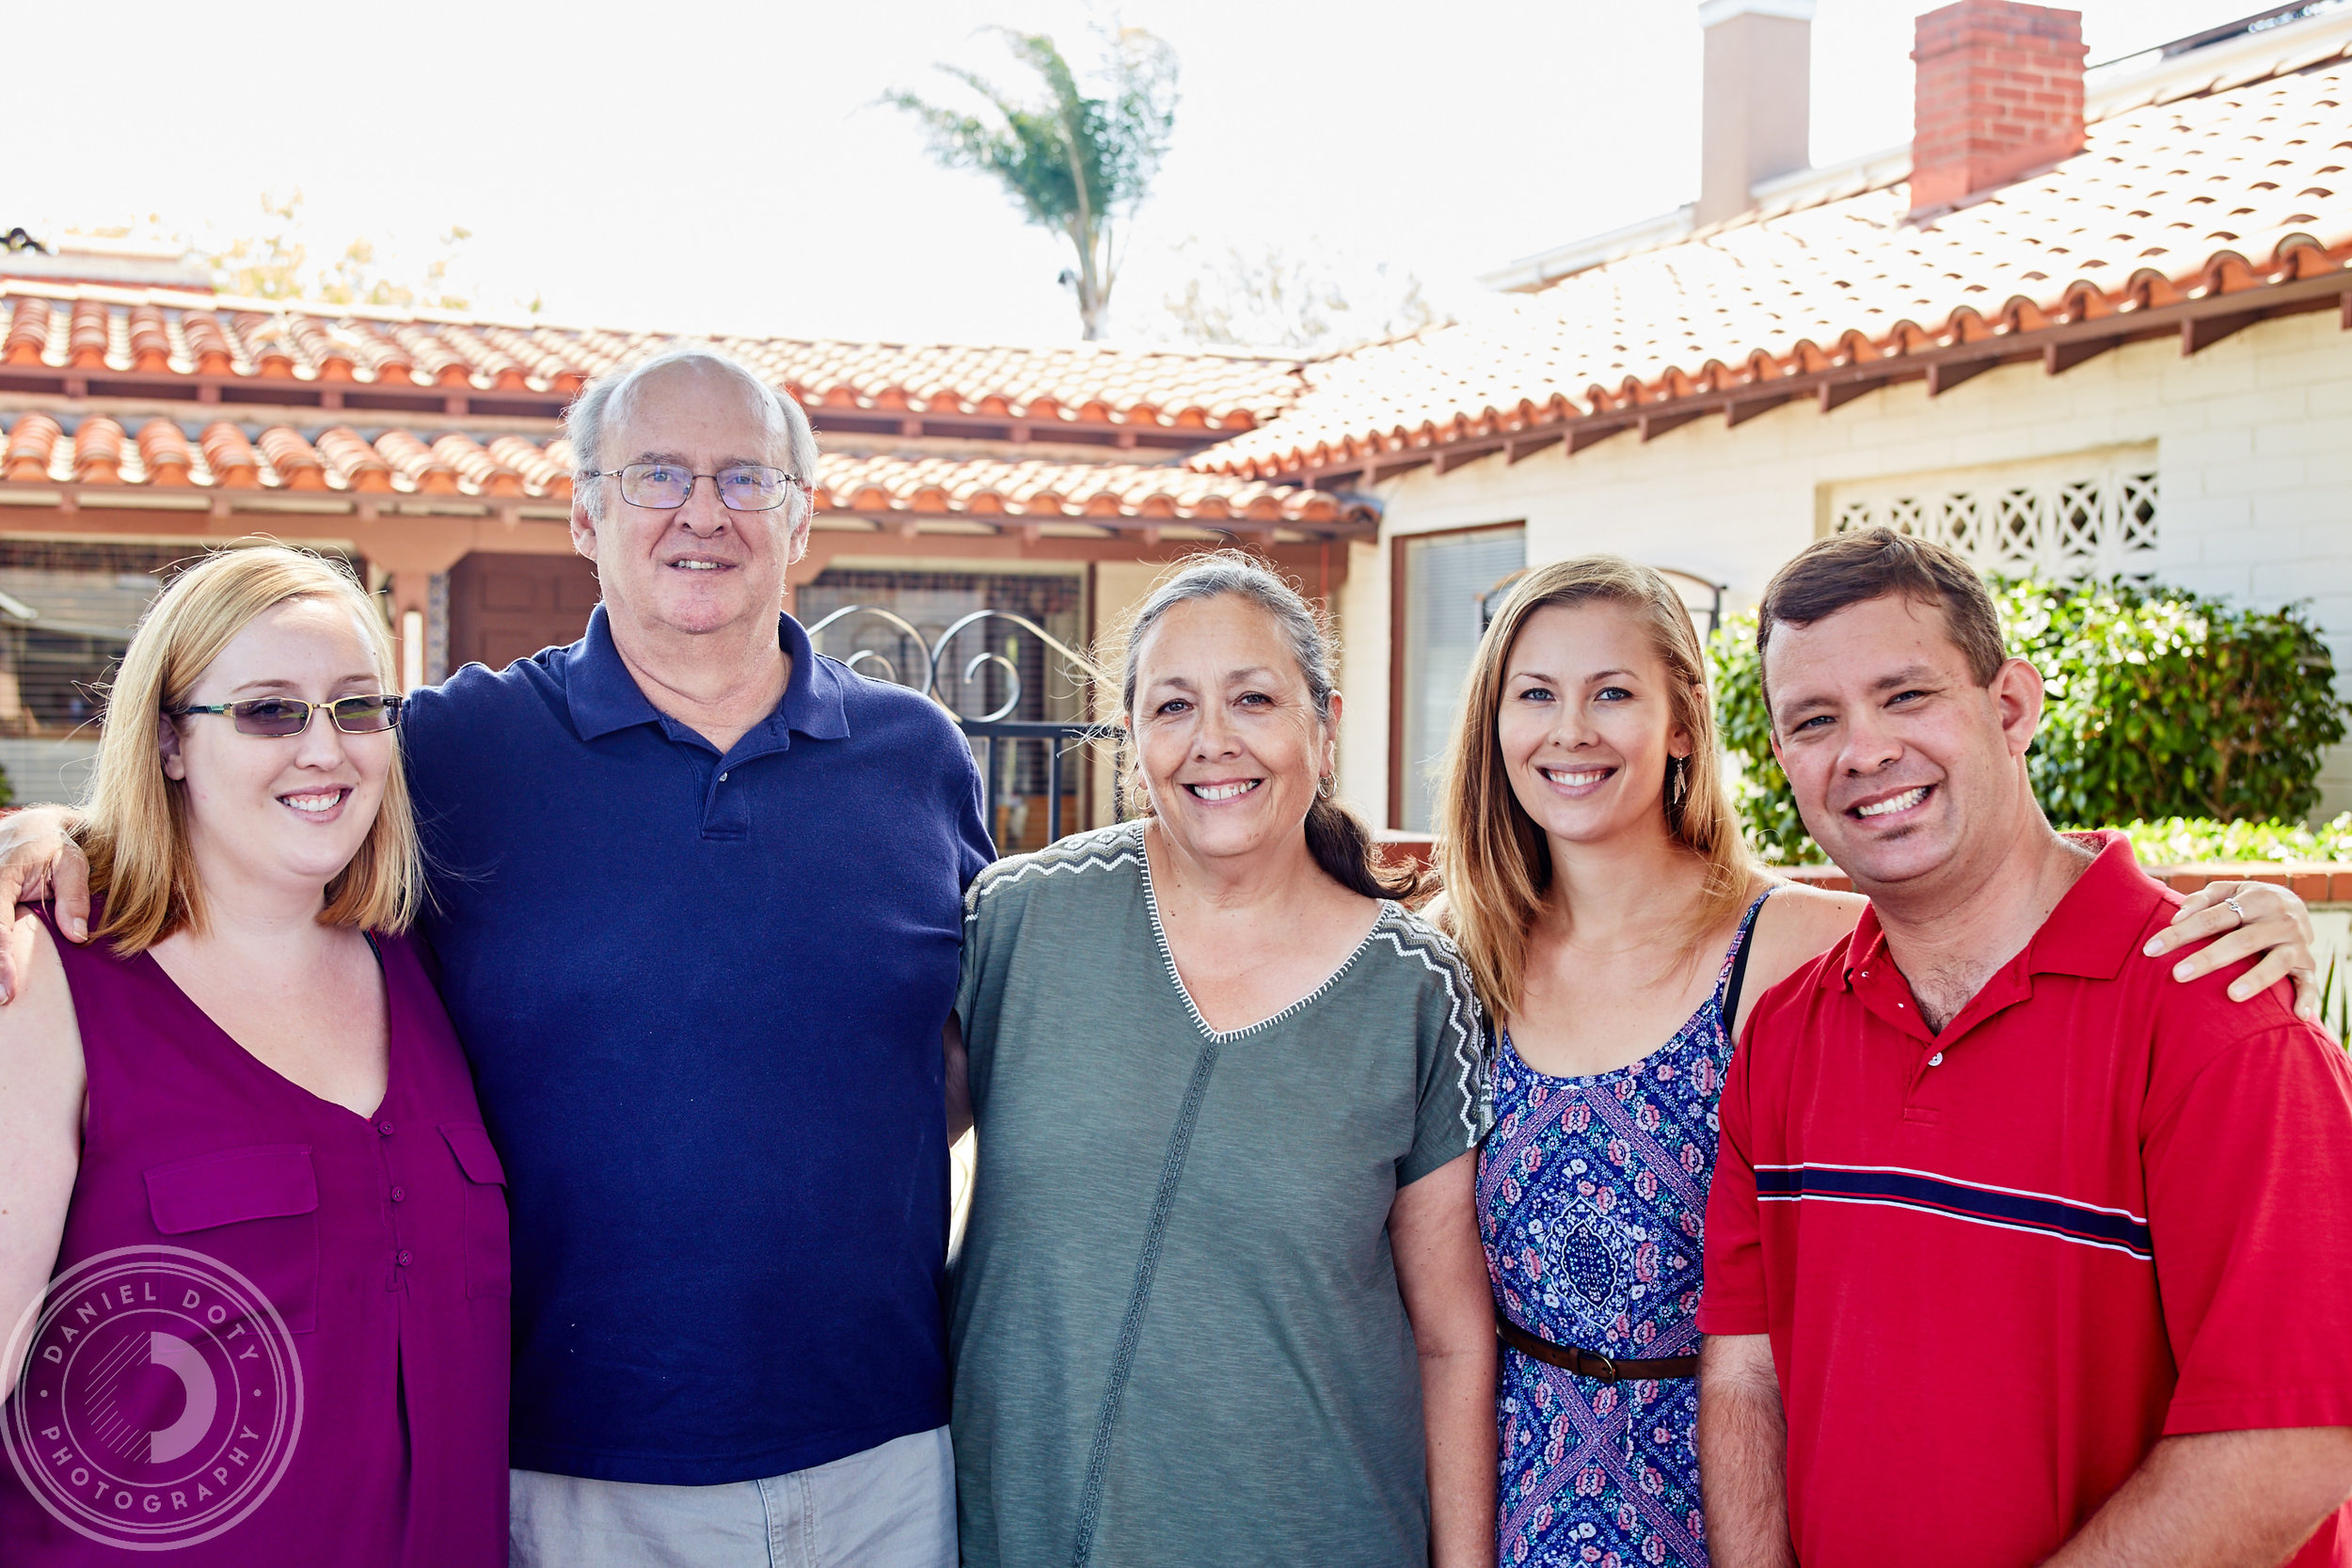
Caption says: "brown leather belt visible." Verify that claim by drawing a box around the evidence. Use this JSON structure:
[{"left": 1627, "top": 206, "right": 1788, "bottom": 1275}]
[{"left": 1495, "top": 1311, "right": 1698, "bottom": 1383}]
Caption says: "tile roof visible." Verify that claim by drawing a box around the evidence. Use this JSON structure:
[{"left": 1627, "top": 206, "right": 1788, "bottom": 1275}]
[
  {"left": 1196, "top": 33, "right": 2352, "bottom": 479},
  {"left": 0, "top": 412, "right": 1364, "bottom": 532},
  {"left": 0, "top": 289, "right": 1303, "bottom": 435}
]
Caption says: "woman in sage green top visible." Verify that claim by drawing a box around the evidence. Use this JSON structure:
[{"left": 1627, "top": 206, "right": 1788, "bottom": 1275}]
[{"left": 947, "top": 555, "right": 1498, "bottom": 1568}]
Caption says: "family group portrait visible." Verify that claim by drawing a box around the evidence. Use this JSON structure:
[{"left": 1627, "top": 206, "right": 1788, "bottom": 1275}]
[{"left": 5, "top": 0, "right": 2352, "bottom": 1563}]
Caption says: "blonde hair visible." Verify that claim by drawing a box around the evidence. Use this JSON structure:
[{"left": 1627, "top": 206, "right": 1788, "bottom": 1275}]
[
  {"left": 78, "top": 544, "right": 421, "bottom": 953},
  {"left": 1436, "top": 556, "right": 1759, "bottom": 1020}
]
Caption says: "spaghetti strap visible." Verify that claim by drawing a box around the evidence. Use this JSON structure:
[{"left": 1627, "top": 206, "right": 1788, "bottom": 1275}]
[{"left": 1716, "top": 888, "right": 1776, "bottom": 1028}]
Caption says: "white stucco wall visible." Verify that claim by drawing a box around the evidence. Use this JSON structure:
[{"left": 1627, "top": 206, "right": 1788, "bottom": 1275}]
[{"left": 1336, "top": 307, "right": 2352, "bottom": 827}]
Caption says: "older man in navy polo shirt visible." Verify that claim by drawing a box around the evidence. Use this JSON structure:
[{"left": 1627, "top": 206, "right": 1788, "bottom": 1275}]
[{"left": 8, "top": 347, "right": 993, "bottom": 1566}]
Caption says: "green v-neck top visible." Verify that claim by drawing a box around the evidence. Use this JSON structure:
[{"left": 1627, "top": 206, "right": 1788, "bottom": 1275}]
[{"left": 949, "top": 822, "right": 1490, "bottom": 1568}]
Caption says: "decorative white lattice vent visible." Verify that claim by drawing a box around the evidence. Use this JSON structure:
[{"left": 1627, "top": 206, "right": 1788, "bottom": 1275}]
[{"left": 1830, "top": 452, "right": 2158, "bottom": 580}]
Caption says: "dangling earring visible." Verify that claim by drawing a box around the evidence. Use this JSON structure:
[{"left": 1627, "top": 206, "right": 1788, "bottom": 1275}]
[
  {"left": 1670, "top": 755, "right": 1689, "bottom": 809},
  {"left": 1316, "top": 772, "right": 1336, "bottom": 800}
]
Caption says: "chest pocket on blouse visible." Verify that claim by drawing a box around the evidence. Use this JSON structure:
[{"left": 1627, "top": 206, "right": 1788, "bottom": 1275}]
[
  {"left": 144, "top": 1145, "right": 320, "bottom": 1335},
  {"left": 439, "top": 1123, "right": 511, "bottom": 1299}
]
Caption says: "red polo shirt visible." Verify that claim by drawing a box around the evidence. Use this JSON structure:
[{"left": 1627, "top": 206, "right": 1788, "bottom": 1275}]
[{"left": 1701, "top": 832, "right": 2352, "bottom": 1567}]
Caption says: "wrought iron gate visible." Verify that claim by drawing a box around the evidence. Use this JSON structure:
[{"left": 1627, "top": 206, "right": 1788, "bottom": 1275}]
[{"left": 804, "top": 603, "right": 1123, "bottom": 846}]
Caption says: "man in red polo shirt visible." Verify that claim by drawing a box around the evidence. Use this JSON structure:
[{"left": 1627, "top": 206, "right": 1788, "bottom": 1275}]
[{"left": 1697, "top": 528, "right": 2352, "bottom": 1568}]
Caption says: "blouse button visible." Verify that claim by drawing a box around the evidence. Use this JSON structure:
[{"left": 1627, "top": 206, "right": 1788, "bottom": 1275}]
[
  {"left": 389, "top": 1187, "right": 406, "bottom": 1203},
  {"left": 396, "top": 1250, "right": 414, "bottom": 1267},
  {"left": 376, "top": 1119, "right": 395, "bottom": 1137},
  {"left": 1928, "top": 1052, "right": 1945, "bottom": 1067}
]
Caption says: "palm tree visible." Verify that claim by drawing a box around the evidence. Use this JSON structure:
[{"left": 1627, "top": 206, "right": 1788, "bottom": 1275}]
[{"left": 888, "top": 27, "right": 1177, "bottom": 341}]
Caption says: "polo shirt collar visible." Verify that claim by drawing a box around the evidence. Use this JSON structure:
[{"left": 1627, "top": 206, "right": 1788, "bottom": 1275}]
[
  {"left": 1830, "top": 829, "right": 2158, "bottom": 994},
  {"left": 564, "top": 604, "right": 852, "bottom": 746}
]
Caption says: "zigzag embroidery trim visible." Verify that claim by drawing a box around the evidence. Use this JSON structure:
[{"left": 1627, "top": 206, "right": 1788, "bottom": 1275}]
[
  {"left": 1367, "top": 917, "right": 1490, "bottom": 1147},
  {"left": 964, "top": 824, "right": 1142, "bottom": 923},
  {"left": 1133, "top": 821, "right": 1385, "bottom": 1045},
  {"left": 968, "top": 822, "right": 1489, "bottom": 1148}
]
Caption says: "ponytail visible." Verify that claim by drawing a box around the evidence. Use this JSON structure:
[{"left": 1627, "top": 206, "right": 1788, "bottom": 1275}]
[{"left": 1305, "top": 794, "right": 1421, "bottom": 901}]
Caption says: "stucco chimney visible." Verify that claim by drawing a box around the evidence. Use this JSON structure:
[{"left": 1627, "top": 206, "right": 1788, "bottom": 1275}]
[
  {"left": 1910, "top": 1, "right": 2087, "bottom": 215},
  {"left": 1697, "top": 0, "right": 1815, "bottom": 229}
]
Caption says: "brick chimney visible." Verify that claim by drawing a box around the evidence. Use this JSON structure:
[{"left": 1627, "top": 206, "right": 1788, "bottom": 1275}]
[
  {"left": 1910, "top": 1, "right": 2087, "bottom": 215},
  {"left": 1697, "top": 0, "right": 1816, "bottom": 229}
]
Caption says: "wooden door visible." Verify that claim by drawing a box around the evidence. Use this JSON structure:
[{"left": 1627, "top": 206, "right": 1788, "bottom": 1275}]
[{"left": 447, "top": 552, "right": 601, "bottom": 673}]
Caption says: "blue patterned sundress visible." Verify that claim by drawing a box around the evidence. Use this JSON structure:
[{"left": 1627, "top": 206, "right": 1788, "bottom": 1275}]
[{"left": 1479, "top": 892, "right": 1771, "bottom": 1568}]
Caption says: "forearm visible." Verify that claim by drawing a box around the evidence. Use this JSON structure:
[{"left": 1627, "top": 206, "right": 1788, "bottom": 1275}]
[
  {"left": 1697, "top": 1335, "right": 1795, "bottom": 1568},
  {"left": 2042, "top": 1428, "right": 2352, "bottom": 1568},
  {"left": 1389, "top": 1153, "right": 1496, "bottom": 1568},
  {"left": 1420, "top": 1339, "right": 1498, "bottom": 1568},
  {"left": 942, "top": 1017, "right": 972, "bottom": 1143},
  {"left": 0, "top": 921, "right": 86, "bottom": 1398}
]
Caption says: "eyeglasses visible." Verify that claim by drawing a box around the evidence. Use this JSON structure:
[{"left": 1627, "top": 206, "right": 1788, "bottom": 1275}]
[
  {"left": 169, "top": 694, "right": 406, "bottom": 737},
  {"left": 587, "top": 462, "right": 810, "bottom": 513}
]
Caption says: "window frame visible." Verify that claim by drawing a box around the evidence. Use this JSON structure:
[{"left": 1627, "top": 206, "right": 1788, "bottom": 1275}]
[{"left": 1387, "top": 520, "right": 1526, "bottom": 831}]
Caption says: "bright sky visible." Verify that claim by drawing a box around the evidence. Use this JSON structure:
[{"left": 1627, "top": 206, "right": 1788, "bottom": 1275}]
[{"left": 8, "top": 0, "right": 2267, "bottom": 348}]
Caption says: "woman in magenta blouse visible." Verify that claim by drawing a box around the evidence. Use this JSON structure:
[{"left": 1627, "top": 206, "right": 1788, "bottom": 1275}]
[{"left": 0, "top": 546, "right": 507, "bottom": 1564}]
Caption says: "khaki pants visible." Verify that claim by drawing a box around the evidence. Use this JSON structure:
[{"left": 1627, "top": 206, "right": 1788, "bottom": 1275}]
[{"left": 509, "top": 1426, "right": 955, "bottom": 1568}]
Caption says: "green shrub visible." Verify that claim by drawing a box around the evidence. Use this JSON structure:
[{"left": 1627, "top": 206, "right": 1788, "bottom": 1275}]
[
  {"left": 1707, "top": 578, "right": 2348, "bottom": 864},
  {"left": 1708, "top": 613, "right": 1811, "bottom": 863},
  {"left": 2116, "top": 814, "right": 2352, "bottom": 865}
]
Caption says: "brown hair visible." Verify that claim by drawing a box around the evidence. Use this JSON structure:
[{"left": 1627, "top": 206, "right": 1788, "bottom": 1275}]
[
  {"left": 1111, "top": 549, "right": 1418, "bottom": 902},
  {"left": 1756, "top": 527, "right": 2007, "bottom": 711},
  {"left": 77, "top": 544, "right": 421, "bottom": 954},
  {"left": 1437, "top": 555, "right": 1758, "bottom": 1020}
]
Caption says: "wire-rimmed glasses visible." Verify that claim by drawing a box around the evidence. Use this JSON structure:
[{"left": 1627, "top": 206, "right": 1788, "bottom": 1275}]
[{"left": 587, "top": 462, "right": 810, "bottom": 513}]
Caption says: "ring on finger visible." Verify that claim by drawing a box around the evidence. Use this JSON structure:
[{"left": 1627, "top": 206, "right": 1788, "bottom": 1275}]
[{"left": 2222, "top": 895, "right": 2248, "bottom": 927}]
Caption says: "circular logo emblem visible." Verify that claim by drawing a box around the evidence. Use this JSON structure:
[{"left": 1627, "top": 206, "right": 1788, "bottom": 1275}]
[{"left": 3, "top": 1245, "right": 304, "bottom": 1551}]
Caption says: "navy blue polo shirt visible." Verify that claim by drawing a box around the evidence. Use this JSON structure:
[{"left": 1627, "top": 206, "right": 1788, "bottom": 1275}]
[{"left": 403, "top": 606, "right": 993, "bottom": 1485}]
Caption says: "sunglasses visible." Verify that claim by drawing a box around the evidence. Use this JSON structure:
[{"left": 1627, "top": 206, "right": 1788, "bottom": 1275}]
[{"left": 169, "top": 694, "right": 406, "bottom": 737}]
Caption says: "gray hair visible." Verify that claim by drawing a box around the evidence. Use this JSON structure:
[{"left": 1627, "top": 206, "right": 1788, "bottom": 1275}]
[
  {"left": 1115, "top": 549, "right": 1417, "bottom": 901},
  {"left": 1120, "top": 550, "right": 1338, "bottom": 728},
  {"left": 565, "top": 344, "right": 819, "bottom": 523}
]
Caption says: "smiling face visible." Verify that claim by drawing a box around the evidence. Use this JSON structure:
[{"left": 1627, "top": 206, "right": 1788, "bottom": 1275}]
[
  {"left": 1130, "top": 593, "right": 1334, "bottom": 869},
  {"left": 1496, "top": 600, "right": 1692, "bottom": 850},
  {"left": 1765, "top": 592, "right": 2044, "bottom": 895},
  {"left": 570, "top": 359, "right": 807, "bottom": 643},
  {"left": 160, "top": 596, "right": 397, "bottom": 904}
]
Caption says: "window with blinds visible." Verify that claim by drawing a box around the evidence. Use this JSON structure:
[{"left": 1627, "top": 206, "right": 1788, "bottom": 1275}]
[
  {"left": 1397, "top": 526, "right": 1524, "bottom": 832},
  {"left": 1829, "top": 450, "right": 2158, "bottom": 581}
]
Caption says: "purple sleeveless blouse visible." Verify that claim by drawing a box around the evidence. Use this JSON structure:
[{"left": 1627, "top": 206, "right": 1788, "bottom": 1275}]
[{"left": 0, "top": 909, "right": 509, "bottom": 1565}]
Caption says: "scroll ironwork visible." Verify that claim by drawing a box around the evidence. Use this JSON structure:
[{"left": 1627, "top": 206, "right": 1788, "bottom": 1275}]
[{"left": 805, "top": 603, "right": 1126, "bottom": 840}]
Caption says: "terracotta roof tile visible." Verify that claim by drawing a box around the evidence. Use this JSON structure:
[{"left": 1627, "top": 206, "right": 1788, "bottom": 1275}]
[
  {"left": 256, "top": 426, "right": 326, "bottom": 489},
  {"left": 485, "top": 434, "right": 569, "bottom": 496},
  {"left": 1198, "top": 46, "right": 2352, "bottom": 478},
  {"left": 199, "top": 422, "right": 259, "bottom": 488},
  {"left": 73, "top": 417, "right": 126, "bottom": 483},
  {"left": 431, "top": 433, "right": 527, "bottom": 495},
  {"left": 315, "top": 426, "right": 392, "bottom": 491},
  {"left": 374, "top": 429, "right": 460, "bottom": 491},
  {"left": 4, "top": 298, "right": 51, "bottom": 366},
  {"left": 4, "top": 413, "right": 60, "bottom": 480},
  {"left": 809, "top": 453, "right": 1354, "bottom": 526},
  {"left": 135, "top": 419, "right": 193, "bottom": 484},
  {"left": 0, "top": 285, "right": 1305, "bottom": 431},
  {"left": 0, "top": 414, "right": 1366, "bottom": 531}
]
